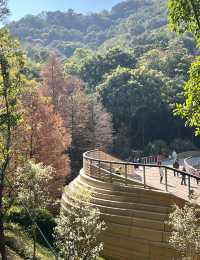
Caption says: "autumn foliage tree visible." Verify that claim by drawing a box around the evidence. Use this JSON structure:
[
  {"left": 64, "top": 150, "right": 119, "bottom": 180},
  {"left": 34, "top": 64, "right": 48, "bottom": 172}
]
[
  {"left": 42, "top": 56, "right": 113, "bottom": 179},
  {"left": 42, "top": 54, "right": 65, "bottom": 112},
  {"left": 15, "top": 86, "right": 70, "bottom": 198}
]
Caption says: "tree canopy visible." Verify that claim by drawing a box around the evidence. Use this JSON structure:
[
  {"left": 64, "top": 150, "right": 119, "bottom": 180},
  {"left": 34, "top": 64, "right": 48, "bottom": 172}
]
[{"left": 168, "top": 0, "right": 200, "bottom": 136}]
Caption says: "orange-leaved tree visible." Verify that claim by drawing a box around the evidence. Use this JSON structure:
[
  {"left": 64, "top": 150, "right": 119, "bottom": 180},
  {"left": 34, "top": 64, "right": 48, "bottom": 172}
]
[{"left": 15, "top": 85, "right": 70, "bottom": 198}]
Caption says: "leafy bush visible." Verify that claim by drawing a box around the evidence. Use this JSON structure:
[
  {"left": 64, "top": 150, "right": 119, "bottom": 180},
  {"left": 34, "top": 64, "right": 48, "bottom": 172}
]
[
  {"left": 54, "top": 187, "right": 106, "bottom": 259},
  {"left": 6, "top": 206, "right": 56, "bottom": 246},
  {"left": 168, "top": 204, "right": 200, "bottom": 259},
  {"left": 6, "top": 206, "right": 31, "bottom": 227},
  {"left": 5, "top": 227, "right": 54, "bottom": 260},
  {"left": 35, "top": 209, "right": 56, "bottom": 246}
]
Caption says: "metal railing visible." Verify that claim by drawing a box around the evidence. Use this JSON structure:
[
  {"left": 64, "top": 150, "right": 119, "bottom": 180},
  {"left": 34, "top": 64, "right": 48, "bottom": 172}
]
[
  {"left": 141, "top": 155, "right": 158, "bottom": 164},
  {"left": 184, "top": 157, "right": 200, "bottom": 178},
  {"left": 83, "top": 150, "right": 200, "bottom": 199}
]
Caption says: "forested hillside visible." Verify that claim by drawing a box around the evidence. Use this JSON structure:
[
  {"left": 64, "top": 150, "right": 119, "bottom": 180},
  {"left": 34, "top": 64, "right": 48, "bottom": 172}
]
[
  {"left": 6, "top": 0, "right": 199, "bottom": 159},
  {"left": 8, "top": 0, "right": 197, "bottom": 61}
]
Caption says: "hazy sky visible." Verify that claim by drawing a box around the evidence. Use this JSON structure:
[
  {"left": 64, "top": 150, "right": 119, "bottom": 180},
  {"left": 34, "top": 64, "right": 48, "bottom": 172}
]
[{"left": 9, "top": 0, "right": 122, "bottom": 21}]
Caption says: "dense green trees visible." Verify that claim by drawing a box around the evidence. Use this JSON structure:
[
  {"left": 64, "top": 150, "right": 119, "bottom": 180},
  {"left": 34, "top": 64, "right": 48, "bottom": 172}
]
[
  {"left": 97, "top": 66, "right": 170, "bottom": 153},
  {"left": 98, "top": 66, "right": 163, "bottom": 131},
  {"left": 176, "top": 57, "right": 200, "bottom": 136},
  {"left": 168, "top": 0, "right": 200, "bottom": 136},
  {"left": 168, "top": 0, "right": 200, "bottom": 46},
  {"left": 7, "top": 0, "right": 196, "bottom": 62},
  {"left": 64, "top": 44, "right": 196, "bottom": 156},
  {"left": 66, "top": 47, "right": 136, "bottom": 91}
]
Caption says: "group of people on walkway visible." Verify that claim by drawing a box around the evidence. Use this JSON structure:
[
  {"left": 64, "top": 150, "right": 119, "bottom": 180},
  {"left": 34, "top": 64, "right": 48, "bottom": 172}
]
[
  {"left": 158, "top": 160, "right": 187, "bottom": 185},
  {"left": 172, "top": 159, "right": 187, "bottom": 185},
  {"left": 114, "top": 151, "right": 197, "bottom": 188}
]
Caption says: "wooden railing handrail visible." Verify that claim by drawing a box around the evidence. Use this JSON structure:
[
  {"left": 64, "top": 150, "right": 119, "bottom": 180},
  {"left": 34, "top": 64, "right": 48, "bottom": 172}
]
[{"left": 83, "top": 150, "right": 200, "bottom": 180}]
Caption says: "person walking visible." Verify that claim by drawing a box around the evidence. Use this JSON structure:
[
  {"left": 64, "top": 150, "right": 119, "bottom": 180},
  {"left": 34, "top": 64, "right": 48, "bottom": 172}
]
[
  {"left": 172, "top": 150, "right": 177, "bottom": 164},
  {"left": 181, "top": 166, "right": 187, "bottom": 185},
  {"left": 157, "top": 154, "right": 161, "bottom": 165},
  {"left": 173, "top": 159, "right": 180, "bottom": 176},
  {"left": 158, "top": 161, "right": 164, "bottom": 183}
]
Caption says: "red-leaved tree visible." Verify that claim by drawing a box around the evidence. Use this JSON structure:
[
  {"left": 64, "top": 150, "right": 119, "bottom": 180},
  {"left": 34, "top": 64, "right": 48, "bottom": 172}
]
[{"left": 14, "top": 87, "right": 70, "bottom": 198}]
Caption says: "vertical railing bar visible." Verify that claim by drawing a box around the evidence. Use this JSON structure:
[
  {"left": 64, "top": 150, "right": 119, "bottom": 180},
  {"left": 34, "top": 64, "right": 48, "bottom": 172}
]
[
  {"left": 110, "top": 162, "right": 112, "bottom": 183},
  {"left": 188, "top": 175, "right": 191, "bottom": 199},
  {"left": 165, "top": 168, "right": 168, "bottom": 192},
  {"left": 143, "top": 166, "right": 146, "bottom": 188},
  {"left": 98, "top": 160, "right": 100, "bottom": 176},
  {"left": 125, "top": 164, "right": 128, "bottom": 186}
]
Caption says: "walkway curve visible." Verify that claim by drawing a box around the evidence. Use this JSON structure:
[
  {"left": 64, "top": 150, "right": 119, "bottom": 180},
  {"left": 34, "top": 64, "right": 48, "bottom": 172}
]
[{"left": 83, "top": 150, "right": 200, "bottom": 203}]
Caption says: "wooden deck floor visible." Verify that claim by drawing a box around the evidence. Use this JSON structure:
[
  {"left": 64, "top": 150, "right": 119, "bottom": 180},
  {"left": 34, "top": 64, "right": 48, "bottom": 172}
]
[{"left": 128, "top": 166, "right": 200, "bottom": 203}]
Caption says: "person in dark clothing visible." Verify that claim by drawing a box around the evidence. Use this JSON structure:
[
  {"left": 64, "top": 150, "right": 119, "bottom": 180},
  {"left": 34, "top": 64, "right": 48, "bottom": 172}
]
[
  {"left": 134, "top": 158, "right": 139, "bottom": 169},
  {"left": 181, "top": 167, "right": 187, "bottom": 185},
  {"left": 173, "top": 159, "right": 180, "bottom": 176}
]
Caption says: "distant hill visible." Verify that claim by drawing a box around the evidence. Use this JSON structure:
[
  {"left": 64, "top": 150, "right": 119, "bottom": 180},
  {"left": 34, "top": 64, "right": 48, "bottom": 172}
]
[{"left": 7, "top": 0, "right": 196, "bottom": 62}]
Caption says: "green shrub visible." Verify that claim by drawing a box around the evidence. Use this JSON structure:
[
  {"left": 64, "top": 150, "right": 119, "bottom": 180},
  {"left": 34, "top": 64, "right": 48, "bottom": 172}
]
[
  {"left": 6, "top": 206, "right": 56, "bottom": 246},
  {"left": 6, "top": 206, "right": 31, "bottom": 227},
  {"left": 35, "top": 209, "right": 56, "bottom": 246}
]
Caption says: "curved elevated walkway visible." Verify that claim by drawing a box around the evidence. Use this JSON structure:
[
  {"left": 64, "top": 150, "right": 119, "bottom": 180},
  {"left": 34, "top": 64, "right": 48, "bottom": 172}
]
[{"left": 62, "top": 150, "right": 200, "bottom": 260}]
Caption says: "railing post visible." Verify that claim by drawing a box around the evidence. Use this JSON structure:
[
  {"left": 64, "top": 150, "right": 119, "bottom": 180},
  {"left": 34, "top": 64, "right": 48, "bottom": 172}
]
[
  {"left": 98, "top": 160, "right": 100, "bottom": 176},
  {"left": 125, "top": 164, "right": 128, "bottom": 186},
  {"left": 143, "top": 166, "right": 146, "bottom": 188},
  {"left": 188, "top": 175, "right": 191, "bottom": 199},
  {"left": 89, "top": 159, "right": 92, "bottom": 176},
  {"left": 165, "top": 168, "right": 168, "bottom": 192},
  {"left": 110, "top": 162, "right": 112, "bottom": 183}
]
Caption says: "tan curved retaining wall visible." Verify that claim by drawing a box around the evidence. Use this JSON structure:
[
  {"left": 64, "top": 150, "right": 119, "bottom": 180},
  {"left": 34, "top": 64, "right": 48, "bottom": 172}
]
[{"left": 62, "top": 168, "right": 185, "bottom": 260}]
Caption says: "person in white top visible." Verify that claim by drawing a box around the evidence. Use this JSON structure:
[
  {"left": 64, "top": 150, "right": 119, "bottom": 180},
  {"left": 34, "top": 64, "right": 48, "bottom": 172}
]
[{"left": 172, "top": 150, "right": 177, "bottom": 164}]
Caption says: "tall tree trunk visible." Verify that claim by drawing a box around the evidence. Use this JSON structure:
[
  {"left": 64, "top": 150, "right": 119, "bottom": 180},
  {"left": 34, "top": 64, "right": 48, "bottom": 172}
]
[
  {"left": 0, "top": 182, "right": 6, "bottom": 260},
  {"left": 33, "top": 223, "right": 36, "bottom": 260}
]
